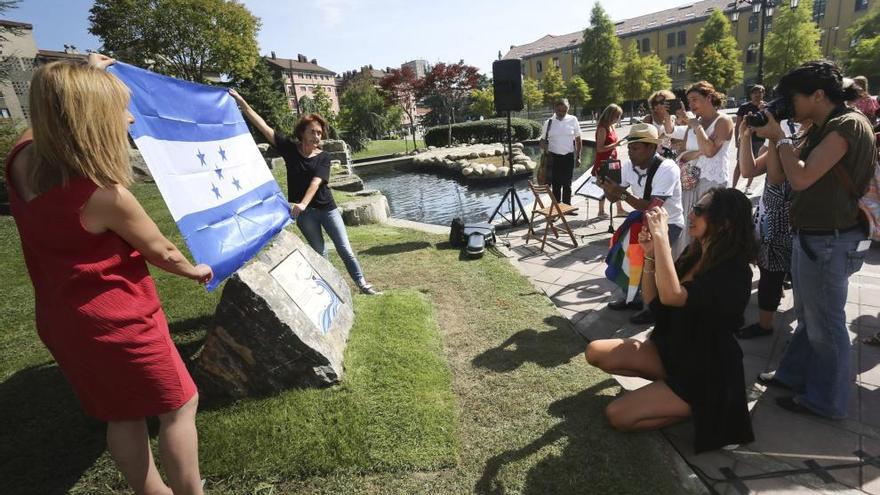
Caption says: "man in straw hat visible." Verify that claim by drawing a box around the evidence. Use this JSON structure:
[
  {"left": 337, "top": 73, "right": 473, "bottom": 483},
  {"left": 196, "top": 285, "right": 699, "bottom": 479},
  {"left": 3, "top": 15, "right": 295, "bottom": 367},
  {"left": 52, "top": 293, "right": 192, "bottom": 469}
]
[{"left": 599, "top": 123, "right": 684, "bottom": 324}]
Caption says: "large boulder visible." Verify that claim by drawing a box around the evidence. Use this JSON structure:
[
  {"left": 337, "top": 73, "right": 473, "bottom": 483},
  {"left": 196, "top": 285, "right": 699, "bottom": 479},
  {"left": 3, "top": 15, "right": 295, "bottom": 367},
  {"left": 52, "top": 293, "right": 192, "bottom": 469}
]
[
  {"left": 129, "top": 148, "right": 153, "bottom": 183},
  {"left": 328, "top": 174, "right": 365, "bottom": 192},
  {"left": 193, "top": 229, "right": 355, "bottom": 397},
  {"left": 340, "top": 191, "right": 389, "bottom": 226}
]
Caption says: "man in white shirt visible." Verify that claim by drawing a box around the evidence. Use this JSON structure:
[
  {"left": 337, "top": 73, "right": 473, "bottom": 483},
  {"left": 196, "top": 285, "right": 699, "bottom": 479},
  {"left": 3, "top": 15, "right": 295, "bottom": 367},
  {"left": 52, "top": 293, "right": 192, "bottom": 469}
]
[
  {"left": 598, "top": 123, "right": 684, "bottom": 324},
  {"left": 540, "top": 99, "right": 582, "bottom": 207}
]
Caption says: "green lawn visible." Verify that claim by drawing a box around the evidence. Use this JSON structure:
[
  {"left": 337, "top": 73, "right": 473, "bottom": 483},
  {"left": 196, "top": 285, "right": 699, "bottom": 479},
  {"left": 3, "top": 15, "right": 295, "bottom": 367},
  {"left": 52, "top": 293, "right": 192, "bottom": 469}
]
[
  {"left": 0, "top": 164, "right": 691, "bottom": 494},
  {"left": 352, "top": 139, "right": 425, "bottom": 160}
]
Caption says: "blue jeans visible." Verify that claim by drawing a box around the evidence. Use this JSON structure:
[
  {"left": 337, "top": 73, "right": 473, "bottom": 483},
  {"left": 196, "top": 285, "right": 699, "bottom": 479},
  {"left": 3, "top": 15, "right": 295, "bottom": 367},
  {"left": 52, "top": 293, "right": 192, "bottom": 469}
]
[
  {"left": 774, "top": 229, "right": 867, "bottom": 418},
  {"left": 296, "top": 207, "right": 366, "bottom": 287}
]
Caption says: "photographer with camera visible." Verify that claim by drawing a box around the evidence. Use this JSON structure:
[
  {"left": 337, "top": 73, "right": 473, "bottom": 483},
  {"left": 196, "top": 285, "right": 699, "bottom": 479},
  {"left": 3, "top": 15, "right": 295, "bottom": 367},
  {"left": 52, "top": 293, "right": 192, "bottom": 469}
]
[
  {"left": 753, "top": 61, "right": 876, "bottom": 420},
  {"left": 733, "top": 85, "right": 766, "bottom": 194},
  {"left": 599, "top": 124, "right": 685, "bottom": 325},
  {"left": 643, "top": 90, "right": 678, "bottom": 158}
]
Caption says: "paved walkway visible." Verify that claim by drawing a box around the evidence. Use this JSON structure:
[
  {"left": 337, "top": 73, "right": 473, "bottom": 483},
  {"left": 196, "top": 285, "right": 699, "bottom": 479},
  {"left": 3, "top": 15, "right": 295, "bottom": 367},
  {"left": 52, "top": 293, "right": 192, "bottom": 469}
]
[{"left": 495, "top": 130, "right": 880, "bottom": 494}]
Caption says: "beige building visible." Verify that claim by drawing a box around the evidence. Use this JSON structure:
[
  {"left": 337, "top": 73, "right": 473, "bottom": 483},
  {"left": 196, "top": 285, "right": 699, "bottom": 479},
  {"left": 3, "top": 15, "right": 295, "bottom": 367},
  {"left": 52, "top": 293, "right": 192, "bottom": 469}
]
[
  {"left": 504, "top": 0, "right": 872, "bottom": 100},
  {"left": 265, "top": 52, "right": 340, "bottom": 115},
  {"left": 0, "top": 20, "right": 37, "bottom": 121}
]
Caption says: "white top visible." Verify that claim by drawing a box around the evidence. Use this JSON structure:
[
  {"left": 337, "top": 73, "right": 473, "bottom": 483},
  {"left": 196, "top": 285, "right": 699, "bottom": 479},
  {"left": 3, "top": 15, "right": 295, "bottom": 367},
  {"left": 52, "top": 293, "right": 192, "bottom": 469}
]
[
  {"left": 670, "top": 115, "right": 733, "bottom": 186},
  {"left": 620, "top": 156, "right": 685, "bottom": 227},
  {"left": 647, "top": 115, "right": 676, "bottom": 150},
  {"left": 541, "top": 114, "right": 581, "bottom": 155}
]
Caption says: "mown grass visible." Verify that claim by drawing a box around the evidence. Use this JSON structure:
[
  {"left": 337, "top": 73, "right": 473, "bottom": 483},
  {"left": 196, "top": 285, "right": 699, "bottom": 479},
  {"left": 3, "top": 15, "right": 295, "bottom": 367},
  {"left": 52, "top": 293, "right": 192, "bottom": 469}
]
[
  {"left": 352, "top": 139, "right": 425, "bottom": 160},
  {"left": 0, "top": 162, "right": 691, "bottom": 494}
]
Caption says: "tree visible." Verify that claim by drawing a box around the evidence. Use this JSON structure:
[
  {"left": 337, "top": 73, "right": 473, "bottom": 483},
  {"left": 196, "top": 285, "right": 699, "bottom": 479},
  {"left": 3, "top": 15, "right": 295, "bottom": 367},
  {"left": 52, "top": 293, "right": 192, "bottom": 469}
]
[
  {"left": 580, "top": 3, "right": 622, "bottom": 108},
  {"left": 620, "top": 42, "right": 651, "bottom": 117},
  {"left": 380, "top": 66, "right": 421, "bottom": 150},
  {"left": 469, "top": 86, "right": 496, "bottom": 119},
  {"left": 417, "top": 61, "right": 480, "bottom": 147},
  {"left": 522, "top": 78, "right": 544, "bottom": 118},
  {"left": 845, "top": 0, "right": 880, "bottom": 81},
  {"left": 233, "top": 60, "right": 295, "bottom": 142},
  {"left": 644, "top": 53, "right": 673, "bottom": 93},
  {"left": 540, "top": 64, "right": 566, "bottom": 107},
  {"left": 89, "top": 0, "right": 260, "bottom": 83},
  {"left": 763, "top": 0, "right": 822, "bottom": 88},
  {"left": 338, "top": 74, "right": 401, "bottom": 152},
  {"left": 687, "top": 9, "right": 743, "bottom": 92},
  {"left": 565, "top": 75, "right": 591, "bottom": 117}
]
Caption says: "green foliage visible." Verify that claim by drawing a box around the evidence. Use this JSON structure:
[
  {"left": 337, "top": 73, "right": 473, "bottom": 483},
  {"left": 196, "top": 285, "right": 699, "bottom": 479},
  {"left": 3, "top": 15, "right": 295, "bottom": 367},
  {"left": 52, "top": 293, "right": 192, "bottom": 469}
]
[
  {"left": 234, "top": 60, "right": 295, "bottom": 142},
  {"left": 579, "top": 3, "right": 622, "bottom": 108},
  {"left": 423, "top": 118, "right": 542, "bottom": 147},
  {"left": 522, "top": 78, "right": 544, "bottom": 117},
  {"left": 764, "top": 0, "right": 822, "bottom": 88},
  {"left": 338, "top": 75, "right": 401, "bottom": 152},
  {"left": 540, "top": 65, "right": 566, "bottom": 107},
  {"left": 469, "top": 86, "right": 496, "bottom": 119},
  {"left": 565, "top": 75, "right": 591, "bottom": 116},
  {"left": 687, "top": 9, "right": 743, "bottom": 92},
  {"left": 845, "top": 0, "right": 880, "bottom": 80},
  {"left": 620, "top": 42, "right": 651, "bottom": 107},
  {"left": 0, "top": 119, "right": 24, "bottom": 205},
  {"left": 89, "top": 0, "right": 261, "bottom": 83},
  {"left": 644, "top": 53, "right": 673, "bottom": 93}
]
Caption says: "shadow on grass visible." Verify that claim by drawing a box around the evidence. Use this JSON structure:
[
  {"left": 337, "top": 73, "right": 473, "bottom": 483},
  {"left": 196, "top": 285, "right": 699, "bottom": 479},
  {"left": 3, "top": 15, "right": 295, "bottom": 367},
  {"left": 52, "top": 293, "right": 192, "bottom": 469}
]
[
  {"left": 472, "top": 315, "right": 585, "bottom": 372},
  {"left": 0, "top": 363, "right": 106, "bottom": 495},
  {"left": 361, "top": 241, "right": 432, "bottom": 256},
  {"left": 474, "top": 378, "right": 618, "bottom": 495}
]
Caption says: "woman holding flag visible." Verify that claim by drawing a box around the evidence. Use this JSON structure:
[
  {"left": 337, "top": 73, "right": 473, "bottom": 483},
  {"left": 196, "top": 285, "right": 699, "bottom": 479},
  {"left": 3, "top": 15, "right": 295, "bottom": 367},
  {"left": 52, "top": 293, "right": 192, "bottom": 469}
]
[
  {"left": 7, "top": 55, "right": 209, "bottom": 494},
  {"left": 586, "top": 188, "right": 755, "bottom": 452}
]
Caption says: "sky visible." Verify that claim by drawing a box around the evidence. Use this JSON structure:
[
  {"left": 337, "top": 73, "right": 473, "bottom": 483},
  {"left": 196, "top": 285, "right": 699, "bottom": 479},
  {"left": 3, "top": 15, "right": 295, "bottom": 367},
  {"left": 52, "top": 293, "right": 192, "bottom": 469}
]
[{"left": 13, "top": 0, "right": 691, "bottom": 75}]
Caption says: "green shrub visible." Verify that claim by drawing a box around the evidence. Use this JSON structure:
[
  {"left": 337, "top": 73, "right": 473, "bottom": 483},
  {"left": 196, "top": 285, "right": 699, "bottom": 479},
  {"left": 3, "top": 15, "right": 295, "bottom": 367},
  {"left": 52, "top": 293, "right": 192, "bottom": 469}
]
[
  {"left": 423, "top": 118, "right": 542, "bottom": 147},
  {"left": 0, "top": 119, "right": 25, "bottom": 206}
]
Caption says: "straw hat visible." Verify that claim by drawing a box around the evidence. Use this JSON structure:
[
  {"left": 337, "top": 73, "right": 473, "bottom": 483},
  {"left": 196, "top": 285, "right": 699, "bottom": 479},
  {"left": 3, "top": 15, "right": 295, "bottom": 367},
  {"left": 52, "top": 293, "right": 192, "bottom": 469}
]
[{"left": 625, "top": 123, "right": 663, "bottom": 145}]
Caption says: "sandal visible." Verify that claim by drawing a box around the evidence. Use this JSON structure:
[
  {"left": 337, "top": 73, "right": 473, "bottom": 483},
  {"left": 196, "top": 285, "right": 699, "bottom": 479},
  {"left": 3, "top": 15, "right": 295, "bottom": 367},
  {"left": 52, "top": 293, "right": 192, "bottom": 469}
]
[
  {"left": 862, "top": 332, "right": 880, "bottom": 346},
  {"left": 735, "top": 323, "right": 773, "bottom": 339}
]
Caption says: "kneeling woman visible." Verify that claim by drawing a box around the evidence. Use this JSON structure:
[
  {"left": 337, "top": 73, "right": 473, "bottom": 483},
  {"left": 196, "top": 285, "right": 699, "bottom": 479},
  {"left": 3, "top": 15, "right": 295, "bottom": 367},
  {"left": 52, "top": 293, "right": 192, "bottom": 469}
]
[{"left": 586, "top": 188, "right": 755, "bottom": 452}]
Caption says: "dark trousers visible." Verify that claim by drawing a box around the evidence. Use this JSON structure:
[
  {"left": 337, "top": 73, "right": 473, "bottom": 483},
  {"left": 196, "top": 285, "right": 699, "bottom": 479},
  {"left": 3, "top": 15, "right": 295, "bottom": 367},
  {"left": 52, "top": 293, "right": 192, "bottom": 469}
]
[
  {"left": 758, "top": 266, "right": 787, "bottom": 312},
  {"left": 549, "top": 152, "right": 575, "bottom": 205}
]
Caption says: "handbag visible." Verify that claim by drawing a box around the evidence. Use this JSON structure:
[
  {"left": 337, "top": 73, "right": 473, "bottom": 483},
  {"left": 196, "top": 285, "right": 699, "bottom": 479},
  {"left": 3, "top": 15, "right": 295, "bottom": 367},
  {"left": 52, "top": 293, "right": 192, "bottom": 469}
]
[
  {"left": 537, "top": 118, "right": 553, "bottom": 185},
  {"left": 679, "top": 127, "right": 701, "bottom": 191}
]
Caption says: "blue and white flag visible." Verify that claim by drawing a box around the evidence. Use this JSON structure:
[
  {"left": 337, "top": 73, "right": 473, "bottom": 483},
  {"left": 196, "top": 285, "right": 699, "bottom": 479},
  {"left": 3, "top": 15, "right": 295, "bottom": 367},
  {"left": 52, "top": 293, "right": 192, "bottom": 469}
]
[{"left": 108, "top": 62, "right": 291, "bottom": 291}]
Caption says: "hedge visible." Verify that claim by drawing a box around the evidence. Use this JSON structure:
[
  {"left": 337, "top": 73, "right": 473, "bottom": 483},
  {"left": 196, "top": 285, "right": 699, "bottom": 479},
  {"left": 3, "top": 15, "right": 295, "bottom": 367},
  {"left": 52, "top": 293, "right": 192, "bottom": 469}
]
[{"left": 423, "top": 118, "right": 542, "bottom": 147}]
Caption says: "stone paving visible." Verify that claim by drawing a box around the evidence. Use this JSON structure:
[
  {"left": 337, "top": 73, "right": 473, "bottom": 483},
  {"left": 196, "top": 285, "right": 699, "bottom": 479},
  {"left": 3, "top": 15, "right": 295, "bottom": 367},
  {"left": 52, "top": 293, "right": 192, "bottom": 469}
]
[{"left": 494, "top": 127, "right": 880, "bottom": 494}]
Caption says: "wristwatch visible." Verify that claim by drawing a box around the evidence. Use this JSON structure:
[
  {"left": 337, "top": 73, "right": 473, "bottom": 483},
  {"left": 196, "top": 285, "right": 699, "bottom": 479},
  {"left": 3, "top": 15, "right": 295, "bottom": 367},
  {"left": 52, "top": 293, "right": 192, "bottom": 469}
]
[
  {"left": 775, "top": 138, "right": 793, "bottom": 149},
  {"left": 619, "top": 191, "right": 630, "bottom": 201}
]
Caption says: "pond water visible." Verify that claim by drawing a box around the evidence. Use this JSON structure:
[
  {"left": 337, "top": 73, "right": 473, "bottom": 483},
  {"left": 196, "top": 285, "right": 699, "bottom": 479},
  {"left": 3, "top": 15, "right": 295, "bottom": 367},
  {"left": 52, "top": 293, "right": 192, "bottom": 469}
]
[{"left": 357, "top": 143, "right": 596, "bottom": 226}]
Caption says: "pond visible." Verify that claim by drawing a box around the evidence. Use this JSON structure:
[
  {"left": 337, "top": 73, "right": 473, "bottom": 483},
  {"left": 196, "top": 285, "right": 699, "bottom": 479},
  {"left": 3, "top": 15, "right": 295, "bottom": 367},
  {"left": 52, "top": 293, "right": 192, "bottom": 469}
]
[{"left": 356, "top": 142, "right": 596, "bottom": 226}]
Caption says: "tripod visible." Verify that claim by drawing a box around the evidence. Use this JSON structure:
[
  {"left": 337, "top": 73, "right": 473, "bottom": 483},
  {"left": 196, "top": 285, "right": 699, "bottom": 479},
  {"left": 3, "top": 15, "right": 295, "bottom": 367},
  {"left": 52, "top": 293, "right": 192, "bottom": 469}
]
[{"left": 489, "top": 111, "right": 528, "bottom": 227}]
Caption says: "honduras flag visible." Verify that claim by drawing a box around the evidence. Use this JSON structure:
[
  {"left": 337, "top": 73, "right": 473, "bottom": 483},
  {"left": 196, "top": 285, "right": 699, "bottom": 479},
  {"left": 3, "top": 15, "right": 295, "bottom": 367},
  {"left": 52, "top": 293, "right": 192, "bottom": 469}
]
[{"left": 108, "top": 63, "right": 291, "bottom": 291}]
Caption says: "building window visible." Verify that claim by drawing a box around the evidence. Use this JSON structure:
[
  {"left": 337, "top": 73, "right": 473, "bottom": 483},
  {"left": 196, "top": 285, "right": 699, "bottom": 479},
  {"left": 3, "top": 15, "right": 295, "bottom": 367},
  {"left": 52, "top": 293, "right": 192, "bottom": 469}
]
[
  {"left": 642, "top": 38, "right": 650, "bottom": 52},
  {"left": 572, "top": 52, "right": 580, "bottom": 69},
  {"left": 677, "top": 54, "right": 686, "bottom": 74},
  {"left": 748, "top": 13, "right": 759, "bottom": 32},
  {"left": 856, "top": 0, "right": 869, "bottom": 10},
  {"left": 553, "top": 57, "right": 560, "bottom": 69},
  {"left": 764, "top": 16, "right": 772, "bottom": 31},
  {"left": 813, "top": 0, "right": 826, "bottom": 21},
  {"left": 521, "top": 63, "right": 526, "bottom": 75},
  {"left": 536, "top": 61, "right": 542, "bottom": 73},
  {"left": 0, "top": 108, "right": 9, "bottom": 118},
  {"left": 677, "top": 30, "right": 686, "bottom": 46},
  {"left": 666, "top": 56, "right": 675, "bottom": 75},
  {"left": 667, "top": 32, "right": 676, "bottom": 48},
  {"left": 746, "top": 43, "right": 759, "bottom": 64}
]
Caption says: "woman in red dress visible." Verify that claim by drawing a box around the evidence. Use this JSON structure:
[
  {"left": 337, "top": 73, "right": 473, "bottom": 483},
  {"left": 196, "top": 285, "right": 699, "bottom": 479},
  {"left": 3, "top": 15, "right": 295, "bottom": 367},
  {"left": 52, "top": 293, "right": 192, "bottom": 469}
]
[
  {"left": 6, "top": 55, "right": 211, "bottom": 495},
  {"left": 593, "top": 104, "right": 627, "bottom": 218}
]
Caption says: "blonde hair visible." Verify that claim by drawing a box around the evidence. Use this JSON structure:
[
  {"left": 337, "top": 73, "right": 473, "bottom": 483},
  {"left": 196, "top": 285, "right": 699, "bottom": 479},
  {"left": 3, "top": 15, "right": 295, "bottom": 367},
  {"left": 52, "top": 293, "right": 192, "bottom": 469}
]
[
  {"left": 28, "top": 61, "right": 132, "bottom": 194},
  {"left": 598, "top": 104, "right": 623, "bottom": 128}
]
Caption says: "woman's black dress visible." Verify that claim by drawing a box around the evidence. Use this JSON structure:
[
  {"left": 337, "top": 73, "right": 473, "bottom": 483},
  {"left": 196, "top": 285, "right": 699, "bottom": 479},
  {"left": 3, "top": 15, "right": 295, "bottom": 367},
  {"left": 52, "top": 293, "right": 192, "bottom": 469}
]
[{"left": 649, "top": 258, "right": 756, "bottom": 453}]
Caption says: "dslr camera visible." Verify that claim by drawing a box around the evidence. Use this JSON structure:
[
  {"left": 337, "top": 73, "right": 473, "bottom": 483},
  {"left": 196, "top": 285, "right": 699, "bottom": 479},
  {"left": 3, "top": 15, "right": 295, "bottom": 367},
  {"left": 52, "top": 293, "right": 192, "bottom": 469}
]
[
  {"left": 598, "top": 159, "right": 622, "bottom": 184},
  {"left": 746, "top": 96, "right": 794, "bottom": 127}
]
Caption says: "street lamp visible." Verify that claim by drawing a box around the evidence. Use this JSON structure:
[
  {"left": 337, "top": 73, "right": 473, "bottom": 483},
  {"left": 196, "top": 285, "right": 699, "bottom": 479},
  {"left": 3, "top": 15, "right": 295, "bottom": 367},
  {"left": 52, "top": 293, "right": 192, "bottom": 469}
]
[{"left": 735, "top": 0, "right": 794, "bottom": 85}]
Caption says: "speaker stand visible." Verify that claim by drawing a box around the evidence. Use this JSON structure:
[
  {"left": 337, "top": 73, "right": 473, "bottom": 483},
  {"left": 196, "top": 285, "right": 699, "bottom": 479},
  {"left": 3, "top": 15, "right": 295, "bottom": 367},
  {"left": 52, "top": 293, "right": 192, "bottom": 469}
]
[{"left": 490, "top": 111, "right": 528, "bottom": 228}]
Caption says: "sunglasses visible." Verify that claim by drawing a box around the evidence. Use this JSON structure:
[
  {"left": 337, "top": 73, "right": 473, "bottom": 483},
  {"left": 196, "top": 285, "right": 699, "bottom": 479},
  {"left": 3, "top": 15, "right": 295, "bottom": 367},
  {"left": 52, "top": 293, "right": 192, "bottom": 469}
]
[
  {"left": 692, "top": 204, "right": 707, "bottom": 217},
  {"left": 652, "top": 99, "right": 666, "bottom": 106}
]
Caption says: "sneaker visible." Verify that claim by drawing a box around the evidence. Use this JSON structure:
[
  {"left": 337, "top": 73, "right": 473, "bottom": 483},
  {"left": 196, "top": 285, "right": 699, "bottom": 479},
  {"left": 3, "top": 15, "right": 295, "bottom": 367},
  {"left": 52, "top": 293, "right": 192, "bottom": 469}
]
[
  {"left": 608, "top": 300, "right": 641, "bottom": 311},
  {"left": 359, "top": 284, "right": 382, "bottom": 295},
  {"left": 744, "top": 186, "right": 752, "bottom": 195},
  {"left": 629, "top": 308, "right": 655, "bottom": 325}
]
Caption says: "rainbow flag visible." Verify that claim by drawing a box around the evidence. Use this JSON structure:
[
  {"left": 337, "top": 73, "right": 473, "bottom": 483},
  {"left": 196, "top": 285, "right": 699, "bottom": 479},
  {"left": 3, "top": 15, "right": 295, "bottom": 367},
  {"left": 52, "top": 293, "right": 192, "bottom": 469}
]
[{"left": 604, "top": 211, "right": 645, "bottom": 303}]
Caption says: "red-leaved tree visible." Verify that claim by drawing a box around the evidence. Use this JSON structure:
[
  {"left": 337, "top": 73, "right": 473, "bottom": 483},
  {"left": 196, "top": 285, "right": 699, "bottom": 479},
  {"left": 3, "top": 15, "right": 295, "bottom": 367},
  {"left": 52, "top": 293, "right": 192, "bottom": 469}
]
[
  {"left": 380, "top": 66, "right": 420, "bottom": 151},
  {"left": 417, "top": 61, "right": 480, "bottom": 145}
]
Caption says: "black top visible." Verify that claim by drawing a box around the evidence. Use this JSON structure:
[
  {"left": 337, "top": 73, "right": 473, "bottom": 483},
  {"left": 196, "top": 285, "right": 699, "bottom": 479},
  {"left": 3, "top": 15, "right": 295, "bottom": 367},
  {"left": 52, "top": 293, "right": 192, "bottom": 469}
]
[
  {"left": 648, "top": 257, "right": 755, "bottom": 453},
  {"left": 274, "top": 130, "right": 336, "bottom": 210}
]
